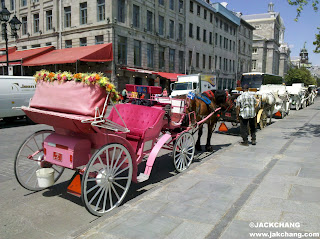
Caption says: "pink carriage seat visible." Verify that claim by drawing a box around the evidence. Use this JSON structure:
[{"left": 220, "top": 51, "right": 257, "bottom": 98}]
[{"left": 107, "top": 104, "right": 165, "bottom": 141}]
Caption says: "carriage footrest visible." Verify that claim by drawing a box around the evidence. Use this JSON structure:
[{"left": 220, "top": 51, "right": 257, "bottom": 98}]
[{"left": 137, "top": 173, "right": 149, "bottom": 183}]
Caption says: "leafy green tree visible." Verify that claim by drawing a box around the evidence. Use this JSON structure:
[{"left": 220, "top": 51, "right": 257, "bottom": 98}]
[
  {"left": 285, "top": 67, "right": 317, "bottom": 85},
  {"left": 287, "top": 0, "right": 320, "bottom": 53}
]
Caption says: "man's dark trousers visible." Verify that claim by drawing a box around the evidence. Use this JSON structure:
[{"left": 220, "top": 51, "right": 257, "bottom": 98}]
[{"left": 240, "top": 116, "right": 256, "bottom": 142}]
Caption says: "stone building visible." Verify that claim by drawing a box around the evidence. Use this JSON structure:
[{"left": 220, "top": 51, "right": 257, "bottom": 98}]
[
  {"left": 242, "top": 2, "right": 290, "bottom": 77},
  {"left": 0, "top": 0, "right": 253, "bottom": 91},
  {"left": 237, "top": 18, "right": 254, "bottom": 82}
]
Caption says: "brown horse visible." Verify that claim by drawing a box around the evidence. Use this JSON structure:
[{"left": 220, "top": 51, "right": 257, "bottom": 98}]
[{"left": 183, "top": 90, "right": 230, "bottom": 151}]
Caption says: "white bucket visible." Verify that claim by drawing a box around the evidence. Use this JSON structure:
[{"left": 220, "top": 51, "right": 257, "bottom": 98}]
[{"left": 36, "top": 168, "right": 55, "bottom": 188}]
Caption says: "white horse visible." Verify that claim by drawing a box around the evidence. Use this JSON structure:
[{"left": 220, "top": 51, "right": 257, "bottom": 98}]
[{"left": 260, "top": 91, "right": 283, "bottom": 124}]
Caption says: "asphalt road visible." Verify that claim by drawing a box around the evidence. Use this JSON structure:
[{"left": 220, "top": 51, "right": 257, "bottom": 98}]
[{"left": 0, "top": 111, "right": 241, "bottom": 239}]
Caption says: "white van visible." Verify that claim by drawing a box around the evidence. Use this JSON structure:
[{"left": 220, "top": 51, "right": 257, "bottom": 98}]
[{"left": 0, "top": 76, "right": 36, "bottom": 123}]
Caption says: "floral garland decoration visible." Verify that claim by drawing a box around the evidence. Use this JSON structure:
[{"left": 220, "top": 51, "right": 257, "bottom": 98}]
[{"left": 34, "top": 70, "right": 119, "bottom": 100}]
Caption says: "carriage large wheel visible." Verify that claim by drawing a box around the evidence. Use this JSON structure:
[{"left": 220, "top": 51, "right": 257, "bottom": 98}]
[
  {"left": 14, "top": 130, "right": 64, "bottom": 191},
  {"left": 82, "top": 143, "right": 133, "bottom": 216},
  {"left": 173, "top": 132, "right": 195, "bottom": 173}
]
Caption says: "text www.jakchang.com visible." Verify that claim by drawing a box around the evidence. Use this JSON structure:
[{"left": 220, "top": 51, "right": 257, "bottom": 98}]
[{"left": 249, "top": 231, "right": 320, "bottom": 238}]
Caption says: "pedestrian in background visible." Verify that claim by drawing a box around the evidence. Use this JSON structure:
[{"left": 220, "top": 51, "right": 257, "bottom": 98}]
[
  {"left": 236, "top": 84, "right": 257, "bottom": 146},
  {"left": 121, "top": 88, "right": 127, "bottom": 103},
  {"left": 162, "top": 88, "right": 168, "bottom": 97}
]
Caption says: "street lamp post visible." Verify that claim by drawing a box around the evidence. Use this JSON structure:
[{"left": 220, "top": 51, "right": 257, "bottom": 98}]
[{"left": 0, "top": 6, "right": 21, "bottom": 75}]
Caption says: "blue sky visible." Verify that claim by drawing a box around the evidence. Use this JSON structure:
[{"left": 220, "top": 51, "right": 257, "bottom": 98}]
[{"left": 221, "top": 0, "right": 320, "bottom": 66}]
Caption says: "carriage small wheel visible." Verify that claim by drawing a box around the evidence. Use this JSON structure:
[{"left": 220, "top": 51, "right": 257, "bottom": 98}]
[
  {"left": 173, "top": 132, "right": 195, "bottom": 173},
  {"left": 14, "top": 130, "right": 64, "bottom": 191},
  {"left": 82, "top": 143, "right": 133, "bottom": 216}
]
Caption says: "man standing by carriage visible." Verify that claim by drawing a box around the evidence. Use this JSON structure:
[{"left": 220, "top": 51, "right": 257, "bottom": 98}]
[{"left": 236, "top": 84, "right": 257, "bottom": 146}]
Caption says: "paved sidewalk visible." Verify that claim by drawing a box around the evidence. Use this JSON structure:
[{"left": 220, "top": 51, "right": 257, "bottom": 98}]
[{"left": 74, "top": 100, "right": 320, "bottom": 239}]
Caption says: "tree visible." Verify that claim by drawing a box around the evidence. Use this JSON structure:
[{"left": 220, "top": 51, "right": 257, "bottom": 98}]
[
  {"left": 287, "top": 0, "right": 320, "bottom": 53},
  {"left": 285, "top": 67, "right": 317, "bottom": 85}
]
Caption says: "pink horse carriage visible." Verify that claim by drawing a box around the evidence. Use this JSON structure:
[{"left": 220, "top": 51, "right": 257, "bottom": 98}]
[{"left": 14, "top": 75, "right": 219, "bottom": 216}]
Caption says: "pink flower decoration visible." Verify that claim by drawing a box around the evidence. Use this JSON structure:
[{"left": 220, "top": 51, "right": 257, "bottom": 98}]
[{"left": 62, "top": 75, "right": 67, "bottom": 81}]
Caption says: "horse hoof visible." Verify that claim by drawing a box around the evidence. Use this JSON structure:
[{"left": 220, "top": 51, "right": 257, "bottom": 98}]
[
  {"left": 205, "top": 145, "right": 213, "bottom": 151},
  {"left": 195, "top": 145, "right": 202, "bottom": 151}
]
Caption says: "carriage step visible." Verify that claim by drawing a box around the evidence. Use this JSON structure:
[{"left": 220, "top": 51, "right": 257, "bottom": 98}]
[{"left": 137, "top": 173, "right": 149, "bottom": 183}]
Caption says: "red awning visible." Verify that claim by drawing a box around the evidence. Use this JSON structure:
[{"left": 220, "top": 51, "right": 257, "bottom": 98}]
[
  {"left": 120, "top": 66, "right": 157, "bottom": 74},
  {"left": 157, "top": 72, "right": 185, "bottom": 81},
  {"left": 0, "top": 46, "right": 53, "bottom": 64},
  {"left": 0, "top": 46, "right": 17, "bottom": 55},
  {"left": 23, "top": 43, "right": 113, "bottom": 66}
]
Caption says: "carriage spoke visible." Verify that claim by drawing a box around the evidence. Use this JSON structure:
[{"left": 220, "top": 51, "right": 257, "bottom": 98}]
[
  {"left": 173, "top": 132, "right": 195, "bottom": 173},
  {"left": 108, "top": 184, "right": 113, "bottom": 208},
  {"left": 95, "top": 186, "right": 107, "bottom": 212},
  {"left": 89, "top": 184, "right": 104, "bottom": 204},
  {"left": 110, "top": 183, "right": 120, "bottom": 200},
  {"left": 113, "top": 181, "right": 125, "bottom": 190},
  {"left": 112, "top": 157, "right": 128, "bottom": 175},
  {"left": 97, "top": 156, "right": 107, "bottom": 172},
  {"left": 105, "top": 150, "right": 110, "bottom": 173},
  {"left": 111, "top": 149, "right": 124, "bottom": 174},
  {"left": 114, "top": 176, "right": 129, "bottom": 181},
  {"left": 33, "top": 138, "right": 40, "bottom": 151},
  {"left": 25, "top": 167, "right": 37, "bottom": 184},
  {"left": 21, "top": 164, "right": 38, "bottom": 177},
  {"left": 113, "top": 166, "right": 129, "bottom": 177},
  {"left": 102, "top": 185, "right": 108, "bottom": 213},
  {"left": 86, "top": 183, "right": 100, "bottom": 194},
  {"left": 25, "top": 144, "right": 36, "bottom": 154}
]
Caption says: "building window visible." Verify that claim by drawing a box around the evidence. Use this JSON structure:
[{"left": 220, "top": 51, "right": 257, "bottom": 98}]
[
  {"left": 169, "top": 20, "right": 174, "bottom": 39},
  {"left": 220, "top": 20, "right": 223, "bottom": 29},
  {"left": 95, "top": 35, "right": 104, "bottom": 44},
  {"left": 147, "top": 43, "right": 154, "bottom": 68},
  {"left": 159, "top": 46, "right": 165, "bottom": 70},
  {"left": 133, "top": 5, "right": 140, "bottom": 28},
  {"left": 22, "top": 16, "right": 27, "bottom": 35},
  {"left": 196, "top": 26, "right": 200, "bottom": 40},
  {"left": 10, "top": 0, "right": 14, "bottom": 10},
  {"left": 204, "top": 9, "right": 207, "bottom": 19},
  {"left": 179, "top": 51, "right": 184, "bottom": 73},
  {"left": 159, "top": 15, "right": 164, "bottom": 35},
  {"left": 224, "top": 22, "right": 228, "bottom": 32},
  {"left": 46, "top": 10, "right": 52, "bottom": 31},
  {"left": 209, "top": 32, "right": 213, "bottom": 45},
  {"left": 197, "top": 5, "right": 200, "bottom": 16},
  {"left": 252, "top": 60, "right": 257, "bottom": 70},
  {"left": 80, "top": 2, "right": 87, "bottom": 25},
  {"left": 219, "top": 56, "right": 222, "bottom": 69},
  {"left": 215, "top": 55, "right": 217, "bottom": 69},
  {"left": 252, "top": 48, "right": 257, "bottom": 54},
  {"left": 118, "top": 0, "right": 125, "bottom": 23},
  {"left": 189, "top": 51, "right": 192, "bottom": 68},
  {"left": 203, "top": 29, "right": 206, "bottom": 42},
  {"left": 118, "top": 36, "right": 127, "bottom": 65},
  {"left": 233, "top": 41, "right": 235, "bottom": 52},
  {"left": 80, "top": 37, "right": 87, "bottom": 46},
  {"left": 65, "top": 40, "right": 72, "bottom": 48},
  {"left": 196, "top": 53, "right": 199, "bottom": 68},
  {"left": 178, "top": 23, "right": 183, "bottom": 41},
  {"left": 210, "top": 13, "right": 213, "bottom": 23},
  {"left": 215, "top": 33, "right": 218, "bottom": 46},
  {"left": 169, "top": 48, "right": 175, "bottom": 72},
  {"left": 229, "top": 39, "right": 232, "bottom": 51},
  {"left": 189, "top": 23, "right": 193, "bottom": 38},
  {"left": 219, "top": 35, "right": 222, "bottom": 47},
  {"left": 215, "top": 17, "right": 218, "bottom": 27},
  {"left": 21, "top": 0, "right": 27, "bottom": 7},
  {"left": 22, "top": 46, "right": 27, "bottom": 49},
  {"left": 64, "top": 7, "right": 71, "bottom": 28},
  {"left": 147, "top": 11, "right": 153, "bottom": 32},
  {"left": 209, "top": 56, "right": 212, "bottom": 70},
  {"left": 31, "top": 44, "right": 40, "bottom": 48},
  {"left": 33, "top": 13, "right": 39, "bottom": 33},
  {"left": 169, "top": 0, "right": 174, "bottom": 10},
  {"left": 179, "top": 0, "right": 184, "bottom": 13},
  {"left": 190, "top": 1, "right": 193, "bottom": 12},
  {"left": 203, "top": 54, "right": 206, "bottom": 69},
  {"left": 134, "top": 40, "right": 141, "bottom": 66},
  {"left": 46, "top": 42, "right": 52, "bottom": 46},
  {"left": 159, "top": 0, "right": 164, "bottom": 5},
  {"left": 97, "top": 0, "right": 105, "bottom": 21}
]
